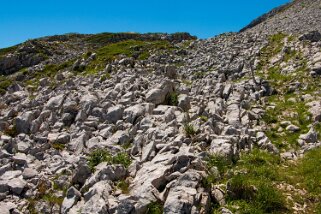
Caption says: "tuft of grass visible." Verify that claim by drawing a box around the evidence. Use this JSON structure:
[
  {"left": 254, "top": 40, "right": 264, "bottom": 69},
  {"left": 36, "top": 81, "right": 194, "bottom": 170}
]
[
  {"left": 116, "top": 180, "right": 130, "bottom": 194},
  {"left": 0, "top": 76, "right": 13, "bottom": 92},
  {"left": 87, "top": 149, "right": 131, "bottom": 171},
  {"left": 112, "top": 152, "right": 132, "bottom": 168},
  {"left": 52, "top": 143, "right": 66, "bottom": 151},
  {"left": 165, "top": 92, "right": 178, "bottom": 106},
  {"left": 199, "top": 115, "right": 208, "bottom": 122},
  {"left": 146, "top": 201, "right": 163, "bottom": 214},
  {"left": 203, "top": 154, "right": 233, "bottom": 187},
  {"left": 87, "top": 149, "right": 112, "bottom": 170},
  {"left": 181, "top": 79, "right": 192, "bottom": 86},
  {"left": 184, "top": 123, "right": 196, "bottom": 137},
  {"left": 100, "top": 73, "right": 111, "bottom": 82}
]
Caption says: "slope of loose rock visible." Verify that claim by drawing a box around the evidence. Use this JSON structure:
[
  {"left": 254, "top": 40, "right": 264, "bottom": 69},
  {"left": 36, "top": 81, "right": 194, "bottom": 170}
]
[{"left": 1, "top": 0, "right": 321, "bottom": 213}]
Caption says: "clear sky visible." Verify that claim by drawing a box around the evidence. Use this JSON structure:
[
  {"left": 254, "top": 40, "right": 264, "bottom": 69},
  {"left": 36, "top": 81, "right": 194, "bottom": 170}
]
[{"left": 1, "top": 0, "right": 290, "bottom": 48}]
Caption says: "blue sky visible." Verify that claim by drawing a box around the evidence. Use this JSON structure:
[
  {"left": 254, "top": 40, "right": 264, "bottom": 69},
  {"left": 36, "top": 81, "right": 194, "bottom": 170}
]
[{"left": 1, "top": 0, "right": 289, "bottom": 48}]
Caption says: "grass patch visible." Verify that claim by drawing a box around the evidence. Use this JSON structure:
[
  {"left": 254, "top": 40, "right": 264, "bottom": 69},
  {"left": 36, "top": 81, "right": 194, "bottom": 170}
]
[
  {"left": 262, "top": 94, "right": 312, "bottom": 149},
  {"left": 184, "top": 123, "right": 196, "bottom": 137},
  {"left": 0, "top": 76, "right": 13, "bottom": 93},
  {"left": 100, "top": 73, "right": 111, "bottom": 82},
  {"left": 82, "top": 40, "right": 174, "bottom": 75},
  {"left": 203, "top": 154, "right": 233, "bottom": 187},
  {"left": 24, "top": 61, "right": 72, "bottom": 88},
  {"left": 87, "top": 149, "right": 131, "bottom": 171},
  {"left": 199, "top": 115, "right": 208, "bottom": 122},
  {"left": 165, "top": 92, "right": 178, "bottom": 106},
  {"left": 256, "top": 33, "right": 287, "bottom": 71},
  {"left": 181, "top": 79, "right": 192, "bottom": 86},
  {"left": 222, "top": 149, "right": 287, "bottom": 214},
  {"left": 146, "top": 201, "right": 163, "bottom": 214},
  {"left": 0, "top": 45, "right": 18, "bottom": 59},
  {"left": 52, "top": 143, "right": 66, "bottom": 150},
  {"left": 116, "top": 180, "right": 130, "bottom": 194}
]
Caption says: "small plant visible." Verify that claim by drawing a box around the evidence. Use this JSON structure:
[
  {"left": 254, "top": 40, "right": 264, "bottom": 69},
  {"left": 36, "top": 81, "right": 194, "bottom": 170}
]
[
  {"left": 184, "top": 123, "right": 196, "bottom": 137},
  {"left": 0, "top": 78, "right": 12, "bottom": 91},
  {"left": 100, "top": 73, "right": 111, "bottom": 82},
  {"left": 116, "top": 180, "right": 130, "bottom": 194},
  {"left": 87, "top": 149, "right": 131, "bottom": 171},
  {"left": 199, "top": 115, "right": 208, "bottom": 122},
  {"left": 87, "top": 149, "right": 112, "bottom": 170},
  {"left": 112, "top": 152, "right": 131, "bottom": 168},
  {"left": 165, "top": 92, "right": 178, "bottom": 106},
  {"left": 146, "top": 201, "right": 163, "bottom": 214},
  {"left": 182, "top": 79, "right": 192, "bottom": 86},
  {"left": 206, "top": 154, "right": 233, "bottom": 176},
  {"left": 52, "top": 143, "right": 65, "bottom": 150}
]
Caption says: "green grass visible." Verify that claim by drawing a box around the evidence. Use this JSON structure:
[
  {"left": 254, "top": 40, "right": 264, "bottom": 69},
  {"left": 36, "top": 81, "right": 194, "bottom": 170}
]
[
  {"left": 87, "top": 149, "right": 131, "bottom": 171},
  {"left": 184, "top": 123, "right": 196, "bottom": 137},
  {"left": 81, "top": 39, "right": 174, "bottom": 75},
  {"left": 165, "top": 92, "right": 178, "bottom": 106},
  {"left": 203, "top": 154, "right": 233, "bottom": 187},
  {"left": 199, "top": 115, "right": 208, "bottom": 122},
  {"left": 100, "top": 73, "right": 111, "bottom": 82},
  {"left": 287, "top": 147, "right": 321, "bottom": 195},
  {"left": 146, "top": 201, "right": 163, "bottom": 214},
  {"left": 181, "top": 79, "right": 192, "bottom": 86},
  {"left": 0, "top": 45, "right": 18, "bottom": 59},
  {"left": 52, "top": 143, "right": 66, "bottom": 150},
  {"left": 210, "top": 147, "right": 321, "bottom": 213},
  {"left": 256, "top": 33, "right": 287, "bottom": 71},
  {"left": 116, "top": 180, "right": 130, "bottom": 194},
  {"left": 278, "top": 147, "right": 321, "bottom": 212},
  {"left": 24, "top": 61, "right": 73, "bottom": 89},
  {"left": 0, "top": 75, "right": 13, "bottom": 93},
  {"left": 221, "top": 149, "right": 287, "bottom": 214},
  {"left": 262, "top": 94, "right": 312, "bottom": 150}
]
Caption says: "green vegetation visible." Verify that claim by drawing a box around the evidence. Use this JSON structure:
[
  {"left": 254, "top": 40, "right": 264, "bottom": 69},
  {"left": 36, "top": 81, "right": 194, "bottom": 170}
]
[
  {"left": 24, "top": 61, "right": 72, "bottom": 88},
  {"left": 183, "top": 123, "right": 196, "bottom": 137},
  {"left": 165, "top": 92, "right": 178, "bottom": 106},
  {"left": 256, "top": 33, "right": 287, "bottom": 71},
  {"left": 194, "top": 71, "right": 208, "bottom": 79},
  {"left": 87, "top": 149, "right": 131, "bottom": 171},
  {"left": 210, "top": 149, "right": 287, "bottom": 213},
  {"left": 203, "top": 154, "right": 233, "bottom": 187},
  {"left": 0, "top": 45, "right": 18, "bottom": 59},
  {"left": 181, "top": 79, "right": 192, "bottom": 86},
  {"left": 208, "top": 146, "right": 321, "bottom": 213},
  {"left": 100, "top": 73, "right": 111, "bottom": 82},
  {"left": 0, "top": 76, "right": 13, "bottom": 94},
  {"left": 199, "top": 115, "right": 208, "bottom": 122},
  {"left": 146, "top": 201, "right": 164, "bottom": 214},
  {"left": 116, "top": 180, "right": 130, "bottom": 194},
  {"left": 52, "top": 143, "right": 66, "bottom": 150},
  {"left": 27, "top": 179, "right": 64, "bottom": 214},
  {"left": 82, "top": 39, "right": 174, "bottom": 75},
  {"left": 280, "top": 147, "right": 321, "bottom": 213},
  {"left": 262, "top": 94, "right": 312, "bottom": 150}
]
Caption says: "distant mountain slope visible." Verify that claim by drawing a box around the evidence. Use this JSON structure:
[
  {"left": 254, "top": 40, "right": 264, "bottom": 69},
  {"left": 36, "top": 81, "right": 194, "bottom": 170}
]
[{"left": 241, "top": 0, "right": 321, "bottom": 35}]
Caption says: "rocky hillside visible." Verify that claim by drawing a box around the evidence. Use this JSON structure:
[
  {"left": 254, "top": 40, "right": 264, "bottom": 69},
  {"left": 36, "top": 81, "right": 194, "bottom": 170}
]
[
  {"left": 241, "top": 0, "right": 321, "bottom": 35},
  {"left": 0, "top": 0, "right": 321, "bottom": 214}
]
